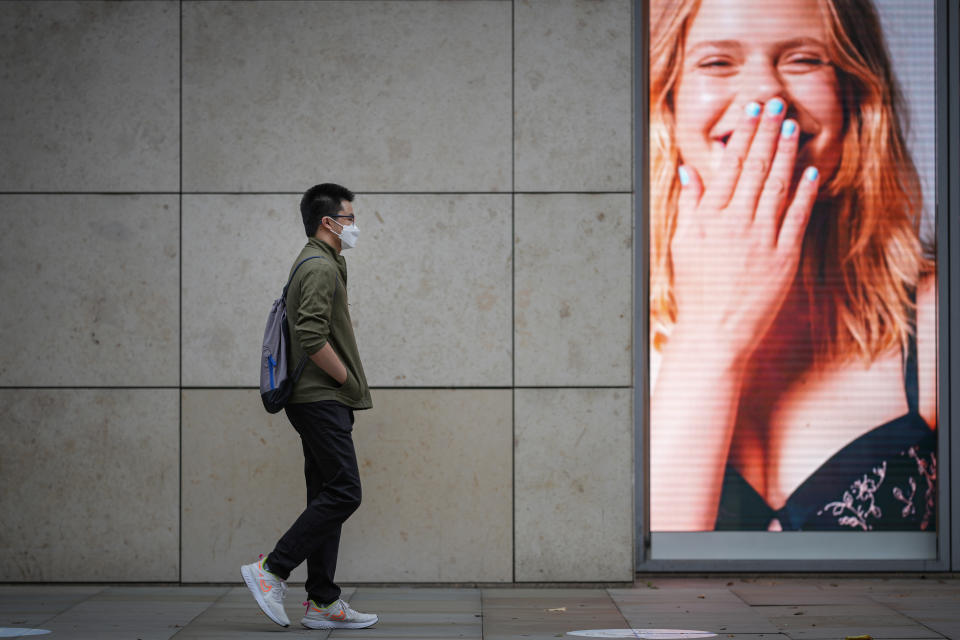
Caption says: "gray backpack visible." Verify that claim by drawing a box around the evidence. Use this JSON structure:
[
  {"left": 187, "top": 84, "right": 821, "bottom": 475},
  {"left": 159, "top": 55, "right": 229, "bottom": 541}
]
[{"left": 260, "top": 255, "right": 328, "bottom": 413}]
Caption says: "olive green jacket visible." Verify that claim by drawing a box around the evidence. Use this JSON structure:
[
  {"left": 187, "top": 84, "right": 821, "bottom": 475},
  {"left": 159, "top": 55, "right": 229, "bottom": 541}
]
[{"left": 285, "top": 237, "right": 372, "bottom": 409}]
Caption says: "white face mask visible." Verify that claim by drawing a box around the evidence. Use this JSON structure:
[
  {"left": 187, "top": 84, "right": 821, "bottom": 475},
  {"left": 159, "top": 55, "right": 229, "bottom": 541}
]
[{"left": 334, "top": 222, "right": 359, "bottom": 250}]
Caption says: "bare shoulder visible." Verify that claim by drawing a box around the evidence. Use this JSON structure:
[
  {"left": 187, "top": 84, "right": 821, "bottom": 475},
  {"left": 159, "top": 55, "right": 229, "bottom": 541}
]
[{"left": 915, "top": 273, "right": 937, "bottom": 429}]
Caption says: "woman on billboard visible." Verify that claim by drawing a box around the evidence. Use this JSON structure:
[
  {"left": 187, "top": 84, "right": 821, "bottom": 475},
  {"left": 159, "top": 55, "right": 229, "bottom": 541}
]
[{"left": 648, "top": 0, "right": 937, "bottom": 531}]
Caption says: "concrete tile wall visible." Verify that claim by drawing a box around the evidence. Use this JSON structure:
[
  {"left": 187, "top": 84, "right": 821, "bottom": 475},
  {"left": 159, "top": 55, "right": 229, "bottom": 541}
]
[
  {"left": 514, "top": 388, "right": 633, "bottom": 582},
  {"left": 0, "top": 389, "right": 179, "bottom": 581},
  {"left": 337, "top": 389, "right": 514, "bottom": 582},
  {"left": 0, "top": 195, "right": 180, "bottom": 387},
  {"left": 182, "top": 1, "right": 512, "bottom": 192},
  {"left": 0, "top": 1, "right": 179, "bottom": 192},
  {"left": 181, "top": 195, "right": 309, "bottom": 387},
  {"left": 0, "top": 0, "right": 635, "bottom": 584},
  {"left": 183, "top": 194, "right": 513, "bottom": 388},
  {"left": 181, "top": 389, "right": 513, "bottom": 582},
  {"left": 514, "top": 0, "right": 632, "bottom": 191},
  {"left": 514, "top": 194, "right": 632, "bottom": 387},
  {"left": 180, "top": 389, "right": 311, "bottom": 583},
  {"left": 348, "top": 195, "right": 513, "bottom": 387}
]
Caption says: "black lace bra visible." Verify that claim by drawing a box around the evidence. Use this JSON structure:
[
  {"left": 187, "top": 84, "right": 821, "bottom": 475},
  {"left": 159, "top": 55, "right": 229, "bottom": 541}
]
[{"left": 715, "top": 318, "right": 936, "bottom": 532}]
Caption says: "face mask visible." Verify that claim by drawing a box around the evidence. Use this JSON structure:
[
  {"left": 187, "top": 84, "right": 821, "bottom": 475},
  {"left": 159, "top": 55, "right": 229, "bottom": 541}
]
[{"left": 334, "top": 222, "right": 360, "bottom": 250}]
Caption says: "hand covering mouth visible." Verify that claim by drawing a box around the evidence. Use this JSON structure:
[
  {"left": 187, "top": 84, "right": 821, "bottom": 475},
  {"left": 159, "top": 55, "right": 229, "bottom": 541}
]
[{"left": 712, "top": 130, "right": 815, "bottom": 150}]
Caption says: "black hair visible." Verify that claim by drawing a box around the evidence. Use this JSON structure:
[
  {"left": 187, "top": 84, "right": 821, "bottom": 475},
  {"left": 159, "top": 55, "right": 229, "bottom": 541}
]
[{"left": 300, "top": 183, "right": 355, "bottom": 237}]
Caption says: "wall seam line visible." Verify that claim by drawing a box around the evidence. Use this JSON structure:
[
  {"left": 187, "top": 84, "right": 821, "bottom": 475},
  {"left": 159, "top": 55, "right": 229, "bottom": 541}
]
[
  {"left": 178, "top": 0, "right": 184, "bottom": 586},
  {"left": 510, "top": 0, "right": 517, "bottom": 585}
]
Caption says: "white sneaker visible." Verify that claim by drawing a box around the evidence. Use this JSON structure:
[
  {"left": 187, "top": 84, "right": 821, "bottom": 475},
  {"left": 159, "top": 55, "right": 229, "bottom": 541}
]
[
  {"left": 301, "top": 598, "right": 379, "bottom": 630},
  {"left": 240, "top": 555, "right": 290, "bottom": 627}
]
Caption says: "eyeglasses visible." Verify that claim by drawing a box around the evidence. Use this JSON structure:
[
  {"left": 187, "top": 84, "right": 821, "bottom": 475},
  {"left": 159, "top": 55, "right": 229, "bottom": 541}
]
[{"left": 329, "top": 214, "right": 355, "bottom": 223}]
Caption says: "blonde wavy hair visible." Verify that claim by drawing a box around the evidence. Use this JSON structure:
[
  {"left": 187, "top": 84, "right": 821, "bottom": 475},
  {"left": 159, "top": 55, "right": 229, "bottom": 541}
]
[{"left": 649, "top": 0, "right": 933, "bottom": 363}]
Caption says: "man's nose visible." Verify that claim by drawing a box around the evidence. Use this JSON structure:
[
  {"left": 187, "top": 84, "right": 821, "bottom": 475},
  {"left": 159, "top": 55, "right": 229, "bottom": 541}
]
[{"left": 738, "top": 58, "right": 786, "bottom": 106}]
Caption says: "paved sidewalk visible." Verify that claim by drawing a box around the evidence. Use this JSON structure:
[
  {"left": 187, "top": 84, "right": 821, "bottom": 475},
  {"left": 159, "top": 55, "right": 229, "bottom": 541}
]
[{"left": 1, "top": 576, "right": 959, "bottom": 639}]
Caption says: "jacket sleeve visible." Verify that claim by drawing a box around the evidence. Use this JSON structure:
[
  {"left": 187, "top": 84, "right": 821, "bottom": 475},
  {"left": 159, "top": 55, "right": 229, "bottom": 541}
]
[{"left": 294, "top": 264, "right": 338, "bottom": 356}]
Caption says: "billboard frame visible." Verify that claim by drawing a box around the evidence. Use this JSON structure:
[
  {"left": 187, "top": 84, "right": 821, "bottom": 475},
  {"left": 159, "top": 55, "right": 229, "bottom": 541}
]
[{"left": 633, "top": 0, "right": 958, "bottom": 572}]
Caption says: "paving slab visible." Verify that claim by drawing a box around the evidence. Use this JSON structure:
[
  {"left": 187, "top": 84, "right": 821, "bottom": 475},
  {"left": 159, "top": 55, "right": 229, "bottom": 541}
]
[
  {"left": 1, "top": 579, "right": 959, "bottom": 639},
  {"left": 813, "top": 578, "right": 959, "bottom": 598},
  {"left": 757, "top": 603, "right": 944, "bottom": 639},
  {"left": 483, "top": 589, "right": 628, "bottom": 640},
  {"left": 169, "top": 586, "right": 357, "bottom": 639},
  {"left": 731, "top": 584, "right": 875, "bottom": 606},
  {"left": 28, "top": 586, "right": 226, "bottom": 640},
  {"left": 610, "top": 587, "right": 747, "bottom": 605},
  {"left": 327, "top": 588, "right": 482, "bottom": 639},
  {"left": 612, "top": 611, "right": 779, "bottom": 635},
  {"left": 610, "top": 587, "right": 780, "bottom": 635},
  {"left": 863, "top": 592, "right": 960, "bottom": 640},
  {"left": 868, "top": 590, "right": 960, "bottom": 607},
  {"left": 0, "top": 585, "right": 103, "bottom": 629}
]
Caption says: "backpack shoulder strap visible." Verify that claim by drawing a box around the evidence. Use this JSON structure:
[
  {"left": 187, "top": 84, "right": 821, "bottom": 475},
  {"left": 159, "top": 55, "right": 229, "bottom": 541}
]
[{"left": 282, "top": 254, "right": 341, "bottom": 300}]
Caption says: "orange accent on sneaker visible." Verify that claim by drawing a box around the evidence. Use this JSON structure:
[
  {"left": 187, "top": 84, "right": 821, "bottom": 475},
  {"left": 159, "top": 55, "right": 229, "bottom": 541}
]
[
  {"left": 259, "top": 578, "right": 273, "bottom": 593},
  {"left": 327, "top": 609, "right": 347, "bottom": 621}
]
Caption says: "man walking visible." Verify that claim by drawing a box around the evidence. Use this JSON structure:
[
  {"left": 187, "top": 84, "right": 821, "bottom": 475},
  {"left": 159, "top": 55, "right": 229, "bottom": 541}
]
[{"left": 241, "top": 183, "right": 378, "bottom": 630}]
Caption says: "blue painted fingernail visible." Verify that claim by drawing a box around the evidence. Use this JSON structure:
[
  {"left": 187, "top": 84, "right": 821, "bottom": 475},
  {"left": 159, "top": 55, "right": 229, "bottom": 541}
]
[
  {"left": 806, "top": 167, "right": 819, "bottom": 181},
  {"left": 766, "top": 98, "right": 785, "bottom": 116},
  {"left": 678, "top": 166, "right": 690, "bottom": 186},
  {"left": 745, "top": 101, "right": 761, "bottom": 118},
  {"left": 781, "top": 120, "right": 796, "bottom": 138}
]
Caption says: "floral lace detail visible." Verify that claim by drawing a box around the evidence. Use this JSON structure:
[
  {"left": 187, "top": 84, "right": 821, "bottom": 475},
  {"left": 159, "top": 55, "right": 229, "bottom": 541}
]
[
  {"left": 818, "top": 447, "right": 937, "bottom": 531},
  {"left": 892, "top": 447, "right": 936, "bottom": 531},
  {"left": 817, "top": 462, "right": 887, "bottom": 530},
  {"left": 891, "top": 477, "right": 917, "bottom": 517}
]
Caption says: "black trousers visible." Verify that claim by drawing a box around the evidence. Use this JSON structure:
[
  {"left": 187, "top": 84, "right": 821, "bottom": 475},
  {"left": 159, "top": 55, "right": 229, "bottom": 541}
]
[{"left": 265, "top": 400, "right": 361, "bottom": 605}]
